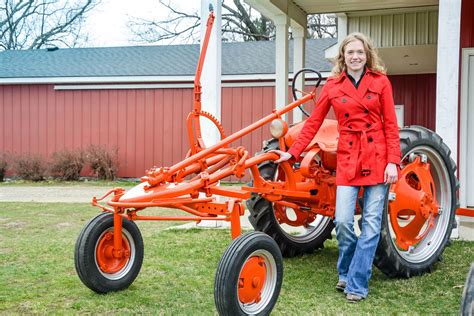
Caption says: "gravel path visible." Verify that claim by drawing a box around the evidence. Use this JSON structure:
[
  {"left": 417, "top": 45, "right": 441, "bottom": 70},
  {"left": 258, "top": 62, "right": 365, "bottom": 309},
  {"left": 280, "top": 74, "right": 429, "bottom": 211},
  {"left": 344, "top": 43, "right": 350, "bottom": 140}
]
[
  {"left": 0, "top": 186, "right": 111, "bottom": 203},
  {"left": 0, "top": 185, "right": 254, "bottom": 229},
  {"left": 1, "top": 185, "right": 471, "bottom": 239}
]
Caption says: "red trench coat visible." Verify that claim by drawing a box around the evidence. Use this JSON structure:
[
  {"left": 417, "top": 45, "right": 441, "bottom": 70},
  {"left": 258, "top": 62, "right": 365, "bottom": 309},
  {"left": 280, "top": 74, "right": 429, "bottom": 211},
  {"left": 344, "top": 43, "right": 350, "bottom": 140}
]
[{"left": 288, "top": 69, "right": 401, "bottom": 186}]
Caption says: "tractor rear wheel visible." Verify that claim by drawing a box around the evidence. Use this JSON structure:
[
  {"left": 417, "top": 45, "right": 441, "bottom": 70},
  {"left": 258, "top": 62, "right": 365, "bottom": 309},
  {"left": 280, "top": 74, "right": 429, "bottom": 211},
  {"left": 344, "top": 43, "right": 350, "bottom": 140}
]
[
  {"left": 460, "top": 263, "right": 474, "bottom": 315},
  {"left": 247, "top": 139, "right": 334, "bottom": 257},
  {"left": 375, "top": 126, "right": 458, "bottom": 277},
  {"left": 214, "top": 232, "right": 283, "bottom": 316},
  {"left": 75, "top": 213, "right": 144, "bottom": 293}
]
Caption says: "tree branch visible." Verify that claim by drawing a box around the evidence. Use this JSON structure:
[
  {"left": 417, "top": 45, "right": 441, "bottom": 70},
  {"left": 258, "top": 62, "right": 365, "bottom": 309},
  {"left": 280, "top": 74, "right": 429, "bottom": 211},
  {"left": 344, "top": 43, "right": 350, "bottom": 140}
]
[
  {"left": 129, "top": 1, "right": 335, "bottom": 44},
  {"left": 0, "top": 0, "right": 98, "bottom": 50}
]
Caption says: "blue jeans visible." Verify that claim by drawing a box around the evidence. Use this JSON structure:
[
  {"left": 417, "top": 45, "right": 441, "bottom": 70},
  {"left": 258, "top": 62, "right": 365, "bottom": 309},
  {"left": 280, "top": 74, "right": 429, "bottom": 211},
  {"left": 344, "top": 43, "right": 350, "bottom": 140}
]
[{"left": 334, "top": 184, "right": 388, "bottom": 298}]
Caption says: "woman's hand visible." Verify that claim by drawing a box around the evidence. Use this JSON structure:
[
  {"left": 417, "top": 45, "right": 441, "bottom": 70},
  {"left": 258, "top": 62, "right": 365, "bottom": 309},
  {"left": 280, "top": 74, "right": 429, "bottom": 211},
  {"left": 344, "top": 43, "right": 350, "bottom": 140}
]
[
  {"left": 384, "top": 162, "right": 398, "bottom": 184},
  {"left": 269, "top": 150, "right": 293, "bottom": 163}
]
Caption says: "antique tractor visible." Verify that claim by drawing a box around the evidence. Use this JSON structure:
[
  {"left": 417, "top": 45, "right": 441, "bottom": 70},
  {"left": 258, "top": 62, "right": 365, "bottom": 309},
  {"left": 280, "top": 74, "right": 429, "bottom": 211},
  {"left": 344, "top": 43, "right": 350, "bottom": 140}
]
[{"left": 75, "top": 8, "right": 460, "bottom": 315}]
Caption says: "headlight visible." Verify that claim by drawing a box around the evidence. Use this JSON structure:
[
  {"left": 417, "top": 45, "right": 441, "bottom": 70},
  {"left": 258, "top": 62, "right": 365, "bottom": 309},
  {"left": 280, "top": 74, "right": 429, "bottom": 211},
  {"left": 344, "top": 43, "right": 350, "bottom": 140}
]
[{"left": 269, "top": 119, "right": 288, "bottom": 139}]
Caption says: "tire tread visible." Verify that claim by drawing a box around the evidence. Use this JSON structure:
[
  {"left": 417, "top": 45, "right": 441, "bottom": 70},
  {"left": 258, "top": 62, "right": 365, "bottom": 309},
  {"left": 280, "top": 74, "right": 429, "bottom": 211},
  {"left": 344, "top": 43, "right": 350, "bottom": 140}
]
[{"left": 374, "top": 126, "right": 458, "bottom": 278}]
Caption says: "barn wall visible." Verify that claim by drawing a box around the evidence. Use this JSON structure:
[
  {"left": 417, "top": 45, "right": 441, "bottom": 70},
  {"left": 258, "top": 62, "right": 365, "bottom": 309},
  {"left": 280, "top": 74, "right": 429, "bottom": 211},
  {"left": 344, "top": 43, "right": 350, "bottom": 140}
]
[
  {"left": 0, "top": 85, "right": 193, "bottom": 178},
  {"left": 460, "top": 0, "right": 474, "bottom": 49},
  {"left": 0, "top": 75, "right": 436, "bottom": 179},
  {"left": 0, "top": 84, "right": 276, "bottom": 180},
  {"left": 389, "top": 73, "right": 437, "bottom": 130},
  {"left": 221, "top": 86, "right": 274, "bottom": 152},
  {"left": 221, "top": 86, "right": 275, "bottom": 182}
]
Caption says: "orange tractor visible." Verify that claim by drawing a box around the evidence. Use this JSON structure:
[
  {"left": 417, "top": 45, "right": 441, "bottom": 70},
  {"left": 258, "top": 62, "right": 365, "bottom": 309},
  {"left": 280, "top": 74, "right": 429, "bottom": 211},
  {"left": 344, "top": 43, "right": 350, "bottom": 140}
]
[{"left": 75, "top": 8, "right": 462, "bottom": 315}]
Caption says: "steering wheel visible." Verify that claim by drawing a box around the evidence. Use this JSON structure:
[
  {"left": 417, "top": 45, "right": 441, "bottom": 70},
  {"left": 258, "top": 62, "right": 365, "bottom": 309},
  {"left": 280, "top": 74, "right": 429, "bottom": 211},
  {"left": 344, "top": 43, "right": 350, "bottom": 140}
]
[{"left": 291, "top": 68, "right": 323, "bottom": 117}]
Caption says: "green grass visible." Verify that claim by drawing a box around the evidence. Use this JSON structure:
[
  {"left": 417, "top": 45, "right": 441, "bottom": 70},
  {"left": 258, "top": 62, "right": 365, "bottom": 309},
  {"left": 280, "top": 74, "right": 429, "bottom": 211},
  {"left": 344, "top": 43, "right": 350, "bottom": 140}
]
[{"left": 0, "top": 202, "right": 471, "bottom": 314}]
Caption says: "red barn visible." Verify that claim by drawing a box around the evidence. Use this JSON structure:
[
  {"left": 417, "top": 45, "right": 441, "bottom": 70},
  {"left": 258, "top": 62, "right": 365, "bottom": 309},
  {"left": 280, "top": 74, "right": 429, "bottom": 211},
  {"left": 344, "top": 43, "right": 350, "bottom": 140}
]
[{"left": 0, "top": 40, "right": 337, "bottom": 178}]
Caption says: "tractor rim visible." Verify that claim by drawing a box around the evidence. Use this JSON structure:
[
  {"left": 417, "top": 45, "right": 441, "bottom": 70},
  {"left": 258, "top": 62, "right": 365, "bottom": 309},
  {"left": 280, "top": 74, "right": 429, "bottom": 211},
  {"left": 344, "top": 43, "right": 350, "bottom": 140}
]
[
  {"left": 273, "top": 203, "right": 333, "bottom": 242},
  {"left": 237, "top": 250, "right": 277, "bottom": 314},
  {"left": 94, "top": 228, "right": 136, "bottom": 280},
  {"left": 388, "top": 145, "right": 452, "bottom": 263},
  {"left": 272, "top": 167, "right": 332, "bottom": 243}
]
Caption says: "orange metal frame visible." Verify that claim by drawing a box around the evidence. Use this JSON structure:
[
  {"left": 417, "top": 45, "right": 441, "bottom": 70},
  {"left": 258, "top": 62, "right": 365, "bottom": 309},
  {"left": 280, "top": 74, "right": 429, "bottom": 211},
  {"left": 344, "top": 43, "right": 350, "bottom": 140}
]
[{"left": 91, "top": 10, "right": 473, "bottom": 260}]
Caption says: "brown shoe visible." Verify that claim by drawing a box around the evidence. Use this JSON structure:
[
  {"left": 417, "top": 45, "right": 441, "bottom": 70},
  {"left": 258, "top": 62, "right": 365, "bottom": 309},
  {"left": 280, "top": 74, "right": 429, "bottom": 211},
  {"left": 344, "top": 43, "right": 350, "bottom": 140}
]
[
  {"left": 335, "top": 281, "right": 346, "bottom": 292},
  {"left": 346, "top": 293, "right": 364, "bottom": 303}
]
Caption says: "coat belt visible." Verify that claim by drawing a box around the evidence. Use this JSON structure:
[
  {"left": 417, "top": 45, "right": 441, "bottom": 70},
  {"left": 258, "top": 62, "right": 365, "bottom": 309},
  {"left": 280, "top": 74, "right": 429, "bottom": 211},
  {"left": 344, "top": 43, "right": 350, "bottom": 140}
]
[{"left": 339, "top": 121, "right": 383, "bottom": 180}]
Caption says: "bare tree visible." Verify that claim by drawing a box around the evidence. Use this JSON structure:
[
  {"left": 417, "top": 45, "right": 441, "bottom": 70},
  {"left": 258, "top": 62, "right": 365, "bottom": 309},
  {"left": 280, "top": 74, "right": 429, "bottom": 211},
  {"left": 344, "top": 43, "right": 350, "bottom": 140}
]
[
  {"left": 129, "top": 0, "right": 274, "bottom": 44},
  {"left": 129, "top": 0, "right": 336, "bottom": 44},
  {"left": 0, "top": 0, "right": 98, "bottom": 50},
  {"left": 307, "top": 14, "right": 337, "bottom": 39},
  {"left": 221, "top": 0, "right": 274, "bottom": 41}
]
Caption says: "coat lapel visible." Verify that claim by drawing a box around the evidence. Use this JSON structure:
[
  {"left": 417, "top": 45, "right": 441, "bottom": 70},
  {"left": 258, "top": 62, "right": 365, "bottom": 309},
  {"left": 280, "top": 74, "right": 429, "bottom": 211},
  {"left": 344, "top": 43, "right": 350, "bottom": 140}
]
[
  {"left": 338, "top": 74, "right": 365, "bottom": 107},
  {"left": 357, "top": 71, "right": 374, "bottom": 100}
]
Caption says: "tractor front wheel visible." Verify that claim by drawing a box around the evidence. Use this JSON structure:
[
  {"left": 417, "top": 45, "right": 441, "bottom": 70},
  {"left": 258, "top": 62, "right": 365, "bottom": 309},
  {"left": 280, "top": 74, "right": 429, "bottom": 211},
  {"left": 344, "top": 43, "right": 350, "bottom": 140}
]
[
  {"left": 375, "top": 126, "right": 458, "bottom": 277},
  {"left": 214, "top": 232, "right": 283, "bottom": 316},
  {"left": 75, "top": 212, "right": 144, "bottom": 293}
]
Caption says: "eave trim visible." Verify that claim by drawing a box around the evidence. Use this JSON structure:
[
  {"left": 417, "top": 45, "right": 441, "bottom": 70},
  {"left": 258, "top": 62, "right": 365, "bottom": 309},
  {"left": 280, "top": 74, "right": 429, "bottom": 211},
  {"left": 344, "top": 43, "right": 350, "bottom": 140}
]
[{"left": 0, "top": 72, "right": 331, "bottom": 85}]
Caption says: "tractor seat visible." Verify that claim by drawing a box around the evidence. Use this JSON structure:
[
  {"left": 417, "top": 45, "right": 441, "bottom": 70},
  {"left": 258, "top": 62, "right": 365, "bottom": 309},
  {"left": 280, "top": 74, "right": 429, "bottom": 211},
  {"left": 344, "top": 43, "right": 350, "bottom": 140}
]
[{"left": 285, "top": 119, "right": 339, "bottom": 153}]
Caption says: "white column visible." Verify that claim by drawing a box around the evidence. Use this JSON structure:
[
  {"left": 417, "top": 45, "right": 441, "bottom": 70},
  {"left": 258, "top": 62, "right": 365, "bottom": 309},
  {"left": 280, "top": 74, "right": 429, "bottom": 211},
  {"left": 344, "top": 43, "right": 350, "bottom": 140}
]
[
  {"left": 292, "top": 25, "right": 305, "bottom": 124},
  {"left": 199, "top": 0, "right": 222, "bottom": 228},
  {"left": 325, "top": 13, "right": 347, "bottom": 59},
  {"left": 436, "top": 0, "right": 461, "bottom": 163},
  {"left": 200, "top": 0, "right": 221, "bottom": 148},
  {"left": 337, "top": 13, "right": 348, "bottom": 43},
  {"left": 436, "top": 0, "right": 462, "bottom": 238},
  {"left": 274, "top": 14, "right": 289, "bottom": 120}
]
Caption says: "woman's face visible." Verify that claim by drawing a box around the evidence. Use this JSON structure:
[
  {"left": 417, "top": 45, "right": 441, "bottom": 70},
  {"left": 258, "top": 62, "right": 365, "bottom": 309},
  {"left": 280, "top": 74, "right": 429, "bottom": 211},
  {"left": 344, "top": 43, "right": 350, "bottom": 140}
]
[{"left": 344, "top": 39, "right": 367, "bottom": 73}]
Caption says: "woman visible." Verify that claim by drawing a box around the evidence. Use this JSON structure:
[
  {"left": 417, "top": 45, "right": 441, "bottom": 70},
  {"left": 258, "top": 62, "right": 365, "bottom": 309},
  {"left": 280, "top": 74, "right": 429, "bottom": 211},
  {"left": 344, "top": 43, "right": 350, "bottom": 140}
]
[{"left": 273, "top": 33, "right": 400, "bottom": 302}]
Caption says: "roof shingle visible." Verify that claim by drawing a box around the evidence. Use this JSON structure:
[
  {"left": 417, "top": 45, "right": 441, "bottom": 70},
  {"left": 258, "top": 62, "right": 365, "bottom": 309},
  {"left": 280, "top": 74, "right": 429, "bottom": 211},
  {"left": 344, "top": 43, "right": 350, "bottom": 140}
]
[{"left": 0, "top": 38, "right": 336, "bottom": 78}]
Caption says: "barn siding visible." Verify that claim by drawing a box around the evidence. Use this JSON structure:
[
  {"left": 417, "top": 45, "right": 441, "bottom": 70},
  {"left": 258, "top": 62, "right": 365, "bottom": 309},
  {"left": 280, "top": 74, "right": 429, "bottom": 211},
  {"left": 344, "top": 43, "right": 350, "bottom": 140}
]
[
  {"left": 389, "top": 73, "right": 437, "bottom": 130},
  {"left": 222, "top": 86, "right": 275, "bottom": 182},
  {"left": 460, "top": 0, "right": 474, "bottom": 49},
  {"left": 0, "top": 85, "right": 193, "bottom": 178},
  {"left": 0, "top": 75, "right": 436, "bottom": 179}
]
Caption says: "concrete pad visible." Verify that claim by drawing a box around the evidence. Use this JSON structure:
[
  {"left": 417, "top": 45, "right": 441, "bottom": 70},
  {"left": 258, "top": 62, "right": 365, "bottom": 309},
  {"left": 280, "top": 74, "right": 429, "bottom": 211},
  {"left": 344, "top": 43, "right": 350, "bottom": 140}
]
[
  {"left": 169, "top": 209, "right": 254, "bottom": 231},
  {"left": 459, "top": 216, "right": 474, "bottom": 241}
]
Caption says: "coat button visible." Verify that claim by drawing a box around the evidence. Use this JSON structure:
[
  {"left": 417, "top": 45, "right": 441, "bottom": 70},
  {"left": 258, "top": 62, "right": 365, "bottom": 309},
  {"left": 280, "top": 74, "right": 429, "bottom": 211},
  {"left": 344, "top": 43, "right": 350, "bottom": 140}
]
[
  {"left": 368, "top": 137, "right": 373, "bottom": 142},
  {"left": 364, "top": 109, "right": 369, "bottom": 114},
  {"left": 366, "top": 123, "right": 371, "bottom": 128},
  {"left": 367, "top": 94, "right": 372, "bottom": 99},
  {"left": 349, "top": 141, "right": 353, "bottom": 146},
  {"left": 342, "top": 98, "right": 347, "bottom": 103},
  {"left": 344, "top": 113, "right": 349, "bottom": 118}
]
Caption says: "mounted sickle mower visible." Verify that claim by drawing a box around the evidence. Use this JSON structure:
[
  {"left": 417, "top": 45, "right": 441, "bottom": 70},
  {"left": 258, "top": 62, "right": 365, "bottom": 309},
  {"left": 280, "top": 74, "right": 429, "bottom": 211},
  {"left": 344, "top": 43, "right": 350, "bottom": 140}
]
[{"left": 75, "top": 6, "right": 465, "bottom": 315}]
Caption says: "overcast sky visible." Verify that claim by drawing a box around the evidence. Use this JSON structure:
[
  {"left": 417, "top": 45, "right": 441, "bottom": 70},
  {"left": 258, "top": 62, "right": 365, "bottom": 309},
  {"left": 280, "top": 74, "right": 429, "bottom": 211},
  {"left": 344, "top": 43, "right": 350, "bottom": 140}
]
[{"left": 84, "top": 0, "right": 201, "bottom": 47}]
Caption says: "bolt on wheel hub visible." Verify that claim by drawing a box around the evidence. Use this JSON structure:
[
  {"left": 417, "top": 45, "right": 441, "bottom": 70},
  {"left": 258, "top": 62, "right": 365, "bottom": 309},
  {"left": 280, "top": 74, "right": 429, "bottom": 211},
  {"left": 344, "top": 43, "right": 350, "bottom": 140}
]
[
  {"left": 96, "top": 231, "right": 131, "bottom": 274},
  {"left": 238, "top": 256, "right": 267, "bottom": 304},
  {"left": 389, "top": 155, "right": 439, "bottom": 250}
]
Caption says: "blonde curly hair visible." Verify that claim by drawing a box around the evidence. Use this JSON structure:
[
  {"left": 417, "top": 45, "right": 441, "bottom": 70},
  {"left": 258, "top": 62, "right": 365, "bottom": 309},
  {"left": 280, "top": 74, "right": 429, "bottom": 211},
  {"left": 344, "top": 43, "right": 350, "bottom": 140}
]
[{"left": 331, "top": 32, "right": 386, "bottom": 76}]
